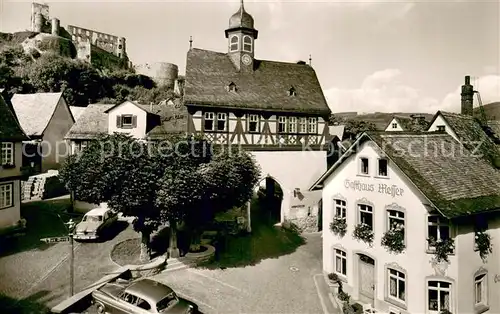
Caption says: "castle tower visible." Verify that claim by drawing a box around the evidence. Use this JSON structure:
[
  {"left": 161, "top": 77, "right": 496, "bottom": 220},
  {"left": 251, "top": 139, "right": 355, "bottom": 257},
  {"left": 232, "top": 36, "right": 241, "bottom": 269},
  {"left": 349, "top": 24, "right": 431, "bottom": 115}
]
[
  {"left": 33, "top": 12, "right": 43, "bottom": 33},
  {"left": 51, "top": 18, "right": 60, "bottom": 36},
  {"left": 116, "top": 37, "right": 126, "bottom": 58},
  {"left": 224, "top": 0, "right": 258, "bottom": 72}
]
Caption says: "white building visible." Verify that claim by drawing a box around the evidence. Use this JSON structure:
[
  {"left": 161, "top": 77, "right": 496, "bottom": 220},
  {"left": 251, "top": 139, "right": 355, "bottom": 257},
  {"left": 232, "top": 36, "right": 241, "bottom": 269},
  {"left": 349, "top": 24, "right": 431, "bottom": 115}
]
[{"left": 309, "top": 129, "right": 500, "bottom": 314}]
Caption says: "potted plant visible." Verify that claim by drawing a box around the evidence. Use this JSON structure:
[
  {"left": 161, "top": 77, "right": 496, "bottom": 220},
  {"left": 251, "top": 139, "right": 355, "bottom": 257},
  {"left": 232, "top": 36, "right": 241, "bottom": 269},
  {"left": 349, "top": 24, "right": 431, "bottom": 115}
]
[
  {"left": 381, "top": 226, "right": 405, "bottom": 254},
  {"left": 338, "top": 290, "right": 350, "bottom": 302},
  {"left": 330, "top": 216, "right": 347, "bottom": 237},
  {"left": 428, "top": 237, "right": 455, "bottom": 263},
  {"left": 475, "top": 231, "right": 492, "bottom": 261},
  {"left": 327, "top": 272, "right": 343, "bottom": 293},
  {"left": 353, "top": 223, "right": 374, "bottom": 246},
  {"left": 2, "top": 163, "right": 15, "bottom": 169}
]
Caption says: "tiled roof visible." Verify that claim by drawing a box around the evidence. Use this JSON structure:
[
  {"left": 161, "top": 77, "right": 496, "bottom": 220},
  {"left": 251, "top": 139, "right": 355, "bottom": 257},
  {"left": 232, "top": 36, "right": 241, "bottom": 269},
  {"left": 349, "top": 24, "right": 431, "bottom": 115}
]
[
  {"left": 0, "top": 94, "right": 27, "bottom": 141},
  {"left": 183, "top": 48, "right": 331, "bottom": 115},
  {"left": 147, "top": 99, "right": 188, "bottom": 139},
  {"left": 311, "top": 132, "right": 500, "bottom": 218},
  {"left": 65, "top": 104, "right": 113, "bottom": 140},
  {"left": 69, "top": 106, "right": 86, "bottom": 121},
  {"left": 11, "top": 92, "right": 63, "bottom": 136},
  {"left": 433, "top": 111, "right": 500, "bottom": 168}
]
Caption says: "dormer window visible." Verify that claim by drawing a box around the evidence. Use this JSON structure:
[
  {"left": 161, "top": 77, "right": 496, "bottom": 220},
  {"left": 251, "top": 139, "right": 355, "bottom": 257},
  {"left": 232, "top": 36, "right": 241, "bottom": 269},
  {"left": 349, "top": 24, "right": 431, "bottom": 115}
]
[
  {"left": 227, "top": 82, "right": 237, "bottom": 92},
  {"left": 288, "top": 87, "right": 296, "bottom": 97},
  {"left": 243, "top": 35, "right": 252, "bottom": 52},
  {"left": 229, "top": 35, "right": 239, "bottom": 52}
]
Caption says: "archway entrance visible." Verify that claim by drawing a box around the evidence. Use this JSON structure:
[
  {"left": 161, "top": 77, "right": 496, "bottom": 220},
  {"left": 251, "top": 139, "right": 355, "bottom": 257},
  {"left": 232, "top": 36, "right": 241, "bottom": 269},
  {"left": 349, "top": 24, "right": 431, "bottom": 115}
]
[{"left": 255, "top": 176, "right": 283, "bottom": 225}]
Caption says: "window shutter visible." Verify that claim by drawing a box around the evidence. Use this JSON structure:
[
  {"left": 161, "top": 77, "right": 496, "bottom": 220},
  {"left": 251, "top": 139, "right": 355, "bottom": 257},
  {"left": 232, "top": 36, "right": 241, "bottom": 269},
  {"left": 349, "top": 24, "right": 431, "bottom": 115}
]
[
  {"left": 116, "top": 115, "right": 122, "bottom": 128},
  {"left": 132, "top": 115, "right": 137, "bottom": 128}
]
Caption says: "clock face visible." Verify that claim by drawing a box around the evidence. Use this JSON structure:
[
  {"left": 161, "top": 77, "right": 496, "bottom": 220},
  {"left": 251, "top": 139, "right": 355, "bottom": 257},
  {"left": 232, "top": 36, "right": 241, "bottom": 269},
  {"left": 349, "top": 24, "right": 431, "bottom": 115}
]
[{"left": 242, "top": 54, "right": 252, "bottom": 65}]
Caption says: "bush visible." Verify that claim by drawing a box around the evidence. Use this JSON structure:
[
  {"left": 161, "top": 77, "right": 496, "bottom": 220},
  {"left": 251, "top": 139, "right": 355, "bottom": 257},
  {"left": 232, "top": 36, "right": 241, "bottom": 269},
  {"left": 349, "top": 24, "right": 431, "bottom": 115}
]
[{"left": 42, "top": 176, "right": 68, "bottom": 200}]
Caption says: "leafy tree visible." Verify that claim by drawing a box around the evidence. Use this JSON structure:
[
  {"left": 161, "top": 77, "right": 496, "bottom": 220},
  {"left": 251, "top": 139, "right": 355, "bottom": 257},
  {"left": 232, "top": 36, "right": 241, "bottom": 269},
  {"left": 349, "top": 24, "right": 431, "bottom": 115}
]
[
  {"left": 59, "top": 133, "right": 164, "bottom": 260},
  {"left": 60, "top": 134, "right": 260, "bottom": 259}
]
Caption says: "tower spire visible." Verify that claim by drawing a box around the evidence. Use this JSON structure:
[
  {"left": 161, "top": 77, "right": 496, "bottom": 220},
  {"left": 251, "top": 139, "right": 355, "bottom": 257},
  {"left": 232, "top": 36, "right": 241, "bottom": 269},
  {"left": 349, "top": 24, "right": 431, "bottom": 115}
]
[
  {"left": 309, "top": 54, "right": 312, "bottom": 66},
  {"left": 189, "top": 36, "right": 193, "bottom": 49},
  {"left": 240, "top": 0, "right": 244, "bottom": 10}
]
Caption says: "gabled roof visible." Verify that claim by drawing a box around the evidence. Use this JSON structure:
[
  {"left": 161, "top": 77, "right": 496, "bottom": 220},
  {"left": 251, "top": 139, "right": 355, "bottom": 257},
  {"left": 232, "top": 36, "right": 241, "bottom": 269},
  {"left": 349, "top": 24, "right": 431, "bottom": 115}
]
[
  {"left": 310, "top": 131, "right": 500, "bottom": 218},
  {"left": 65, "top": 104, "right": 114, "bottom": 140},
  {"left": 11, "top": 92, "right": 64, "bottom": 136},
  {"left": 0, "top": 93, "right": 27, "bottom": 141},
  {"left": 385, "top": 115, "right": 429, "bottom": 132},
  {"left": 69, "top": 106, "right": 86, "bottom": 121},
  {"left": 183, "top": 48, "right": 331, "bottom": 115},
  {"left": 429, "top": 111, "right": 500, "bottom": 168}
]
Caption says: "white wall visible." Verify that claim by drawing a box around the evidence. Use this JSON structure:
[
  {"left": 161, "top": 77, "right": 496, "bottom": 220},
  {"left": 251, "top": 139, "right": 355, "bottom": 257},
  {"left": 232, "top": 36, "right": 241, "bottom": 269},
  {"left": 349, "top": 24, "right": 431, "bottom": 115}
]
[
  {"left": 107, "top": 101, "right": 148, "bottom": 139},
  {"left": 322, "top": 141, "right": 460, "bottom": 313}
]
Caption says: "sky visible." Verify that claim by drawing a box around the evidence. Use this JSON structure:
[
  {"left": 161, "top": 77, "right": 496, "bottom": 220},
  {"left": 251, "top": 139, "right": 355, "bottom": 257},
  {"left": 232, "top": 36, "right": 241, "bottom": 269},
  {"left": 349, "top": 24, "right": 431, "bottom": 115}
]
[{"left": 1, "top": 0, "right": 499, "bottom": 114}]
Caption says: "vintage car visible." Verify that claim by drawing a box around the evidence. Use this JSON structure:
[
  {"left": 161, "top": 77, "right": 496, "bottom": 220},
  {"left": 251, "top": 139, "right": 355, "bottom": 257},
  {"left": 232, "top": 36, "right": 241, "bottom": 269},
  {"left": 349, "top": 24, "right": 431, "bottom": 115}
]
[
  {"left": 73, "top": 206, "right": 118, "bottom": 241},
  {"left": 92, "top": 278, "right": 199, "bottom": 314}
]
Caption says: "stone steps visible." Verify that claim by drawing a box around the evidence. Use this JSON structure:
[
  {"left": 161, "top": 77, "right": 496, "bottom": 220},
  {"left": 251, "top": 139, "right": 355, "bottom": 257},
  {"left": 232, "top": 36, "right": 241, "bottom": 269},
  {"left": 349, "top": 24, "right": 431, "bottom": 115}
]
[{"left": 161, "top": 258, "right": 195, "bottom": 273}]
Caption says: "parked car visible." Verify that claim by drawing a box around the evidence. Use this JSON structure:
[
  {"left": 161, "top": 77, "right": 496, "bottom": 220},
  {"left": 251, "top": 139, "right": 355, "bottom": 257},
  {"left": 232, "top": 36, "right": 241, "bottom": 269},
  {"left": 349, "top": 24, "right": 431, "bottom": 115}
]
[
  {"left": 73, "top": 206, "right": 118, "bottom": 241},
  {"left": 92, "top": 278, "right": 199, "bottom": 314}
]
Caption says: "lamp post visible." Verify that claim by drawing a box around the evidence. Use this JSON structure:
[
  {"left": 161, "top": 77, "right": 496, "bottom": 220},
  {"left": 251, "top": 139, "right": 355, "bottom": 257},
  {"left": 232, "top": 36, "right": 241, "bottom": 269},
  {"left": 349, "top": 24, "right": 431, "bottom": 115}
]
[{"left": 65, "top": 219, "right": 76, "bottom": 296}]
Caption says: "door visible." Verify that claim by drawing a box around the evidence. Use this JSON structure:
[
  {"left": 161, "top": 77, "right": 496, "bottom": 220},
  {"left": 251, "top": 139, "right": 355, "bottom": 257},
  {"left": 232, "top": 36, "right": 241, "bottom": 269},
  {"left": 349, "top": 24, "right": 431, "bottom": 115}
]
[{"left": 358, "top": 254, "right": 375, "bottom": 304}]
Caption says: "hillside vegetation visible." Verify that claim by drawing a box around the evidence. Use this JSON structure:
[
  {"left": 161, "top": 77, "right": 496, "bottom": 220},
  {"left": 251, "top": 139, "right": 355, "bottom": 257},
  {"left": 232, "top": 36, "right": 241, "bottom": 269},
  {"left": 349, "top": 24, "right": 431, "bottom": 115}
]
[{"left": 0, "top": 41, "right": 174, "bottom": 106}]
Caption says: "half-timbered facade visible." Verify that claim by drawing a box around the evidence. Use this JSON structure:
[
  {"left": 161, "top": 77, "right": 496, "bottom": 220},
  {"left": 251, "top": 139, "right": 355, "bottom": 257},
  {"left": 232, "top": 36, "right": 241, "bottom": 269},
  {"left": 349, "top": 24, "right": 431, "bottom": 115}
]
[{"left": 183, "top": 0, "right": 332, "bottom": 231}]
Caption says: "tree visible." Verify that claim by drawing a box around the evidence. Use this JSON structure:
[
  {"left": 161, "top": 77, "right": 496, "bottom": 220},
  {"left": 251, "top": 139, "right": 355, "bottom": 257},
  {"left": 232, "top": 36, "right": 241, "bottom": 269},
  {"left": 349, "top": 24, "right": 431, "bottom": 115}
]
[
  {"left": 59, "top": 133, "right": 164, "bottom": 260},
  {"left": 330, "top": 115, "right": 377, "bottom": 140},
  {"left": 156, "top": 144, "right": 261, "bottom": 252},
  {"left": 60, "top": 134, "right": 261, "bottom": 259}
]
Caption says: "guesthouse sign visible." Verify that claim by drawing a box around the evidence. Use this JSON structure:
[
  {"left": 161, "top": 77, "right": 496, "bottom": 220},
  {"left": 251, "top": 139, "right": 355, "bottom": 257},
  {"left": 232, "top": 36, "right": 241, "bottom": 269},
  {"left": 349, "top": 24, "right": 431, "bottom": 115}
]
[{"left": 344, "top": 179, "right": 404, "bottom": 198}]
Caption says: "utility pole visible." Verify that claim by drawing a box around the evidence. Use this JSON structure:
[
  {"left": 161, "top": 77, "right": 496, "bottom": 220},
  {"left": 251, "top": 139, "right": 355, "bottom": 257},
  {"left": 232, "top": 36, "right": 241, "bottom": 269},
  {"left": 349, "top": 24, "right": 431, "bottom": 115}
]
[{"left": 65, "top": 219, "right": 76, "bottom": 296}]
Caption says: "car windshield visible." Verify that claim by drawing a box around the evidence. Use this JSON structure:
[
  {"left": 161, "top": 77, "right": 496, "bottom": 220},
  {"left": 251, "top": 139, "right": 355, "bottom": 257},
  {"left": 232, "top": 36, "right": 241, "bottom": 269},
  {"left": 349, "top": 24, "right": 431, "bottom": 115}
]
[
  {"left": 156, "top": 292, "right": 178, "bottom": 312},
  {"left": 83, "top": 215, "right": 102, "bottom": 222}
]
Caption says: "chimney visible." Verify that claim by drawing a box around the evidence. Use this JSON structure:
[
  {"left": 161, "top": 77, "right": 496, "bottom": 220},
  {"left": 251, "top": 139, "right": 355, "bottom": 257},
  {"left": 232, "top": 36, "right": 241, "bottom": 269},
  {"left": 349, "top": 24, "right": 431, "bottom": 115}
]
[{"left": 461, "top": 75, "right": 474, "bottom": 115}]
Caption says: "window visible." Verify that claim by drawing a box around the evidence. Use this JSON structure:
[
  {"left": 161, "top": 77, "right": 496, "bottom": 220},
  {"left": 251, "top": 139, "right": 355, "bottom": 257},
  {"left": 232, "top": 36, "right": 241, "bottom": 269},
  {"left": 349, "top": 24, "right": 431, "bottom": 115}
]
[
  {"left": 242, "top": 35, "right": 252, "bottom": 52},
  {"left": 136, "top": 298, "right": 151, "bottom": 310},
  {"left": 388, "top": 210, "right": 404, "bottom": 235},
  {"left": 248, "top": 114, "right": 260, "bottom": 133},
  {"left": 392, "top": 123, "right": 397, "bottom": 129},
  {"left": 117, "top": 114, "right": 136, "bottom": 129},
  {"left": 230, "top": 35, "right": 239, "bottom": 52},
  {"left": 334, "top": 249, "right": 347, "bottom": 276},
  {"left": 358, "top": 204, "right": 373, "bottom": 229},
  {"left": 289, "top": 117, "right": 297, "bottom": 133},
  {"left": 308, "top": 117, "right": 317, "bottom": 134},
  {"left": 388, "top": 269, "right": 406, "bottom": 303},
  {"left": 334, "top": 199, "right": 346, "bottom": 218},
  {"left": 217, "top": 113, "right": 227, "bottom": 131},
  {"left": 288, "top": 87, "right": 296, "bottom": 96},
  {"left": 0, "top": 183, "right": 13, "bottom": 209},
  {"left": 278, "top": 116, "right": 287, "bottom": 133},
  {"left": 299, "top": 118, "right": 307, "bottom": 133},
  {"left": 1, "top": 142, "right": 14, "bottom": 165},
  {"left": 360, "top": 157, "right": 369, "bottom": 175},
  {"left": 427, "top": 281, "right": 451, "bottom": 313},
  {"left": 120, "top": 293, "right": 138, "bottom": 305},
  {"left": 227, "top": 82, "right": 237, "bottom": 92},
  {"left": 437, "top": 125, "right": 446, "bottom": 132},
  {"left": 475, "top": 274, "right": 487, "bottom": 307},
  {"left": 427, "top": 215, "right": 451, "bottom": 250},
  {"left": 378, "top": 159, "right": 388, "bottom": 177},
  {"left": 204, "top": 112, "right": 214, "bottom": 131}
]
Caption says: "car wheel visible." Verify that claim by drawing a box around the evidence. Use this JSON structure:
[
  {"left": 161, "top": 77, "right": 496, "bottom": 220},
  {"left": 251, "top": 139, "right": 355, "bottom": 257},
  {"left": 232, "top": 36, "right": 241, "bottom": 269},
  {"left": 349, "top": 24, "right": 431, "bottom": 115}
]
[{"left": 96, "top": 302, "right": 106, "bottom": 314}]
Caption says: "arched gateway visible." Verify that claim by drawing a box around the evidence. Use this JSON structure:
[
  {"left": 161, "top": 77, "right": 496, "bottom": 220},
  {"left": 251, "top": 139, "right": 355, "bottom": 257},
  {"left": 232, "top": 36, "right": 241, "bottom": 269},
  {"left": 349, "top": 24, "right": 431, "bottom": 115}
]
[{"left": 182, "top": 0, "right": 331, "bottom": 232}]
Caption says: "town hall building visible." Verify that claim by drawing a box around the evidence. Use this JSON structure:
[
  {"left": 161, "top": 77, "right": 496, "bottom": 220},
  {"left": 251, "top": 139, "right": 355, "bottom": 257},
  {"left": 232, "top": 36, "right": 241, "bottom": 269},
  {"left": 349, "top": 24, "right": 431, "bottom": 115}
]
[{"left": 182, "top": 0, "right": 332, "bottom": 231}]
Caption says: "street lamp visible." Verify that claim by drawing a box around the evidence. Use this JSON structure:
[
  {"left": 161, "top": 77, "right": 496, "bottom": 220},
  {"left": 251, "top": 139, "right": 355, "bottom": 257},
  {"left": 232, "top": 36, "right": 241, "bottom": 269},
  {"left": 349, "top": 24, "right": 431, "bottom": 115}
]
[{"left": 65, "top": 219, "right": 76, "bottom": 296}]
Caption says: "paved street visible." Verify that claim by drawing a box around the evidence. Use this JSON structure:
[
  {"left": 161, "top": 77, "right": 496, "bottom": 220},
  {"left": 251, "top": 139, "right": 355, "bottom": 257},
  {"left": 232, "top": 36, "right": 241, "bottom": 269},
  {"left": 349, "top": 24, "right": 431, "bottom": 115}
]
[
  {"left": 0, "top": 219, "right": 136, "bottom": 308},
  {"left": 152, "top": 233, "right": 337, "bottom": 314}
]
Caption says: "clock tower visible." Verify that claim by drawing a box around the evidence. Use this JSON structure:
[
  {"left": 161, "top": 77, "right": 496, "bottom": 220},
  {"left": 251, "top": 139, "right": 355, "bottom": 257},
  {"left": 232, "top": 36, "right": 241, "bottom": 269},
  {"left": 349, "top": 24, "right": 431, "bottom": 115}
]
[{"left": 225, "top": 0, "right": 258, "bottom": 72}]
